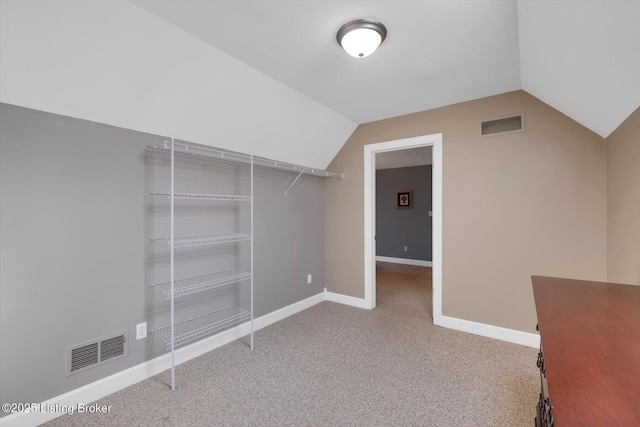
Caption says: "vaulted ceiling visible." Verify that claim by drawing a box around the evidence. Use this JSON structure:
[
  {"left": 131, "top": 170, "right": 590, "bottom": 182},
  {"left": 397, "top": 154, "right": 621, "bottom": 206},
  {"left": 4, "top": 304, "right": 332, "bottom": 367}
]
[
  {"left": 133, "top": 0, "right": 639, "bottom": 138},
  {"left": 1, "top": 1, "right": 637, "bottom": 171}
]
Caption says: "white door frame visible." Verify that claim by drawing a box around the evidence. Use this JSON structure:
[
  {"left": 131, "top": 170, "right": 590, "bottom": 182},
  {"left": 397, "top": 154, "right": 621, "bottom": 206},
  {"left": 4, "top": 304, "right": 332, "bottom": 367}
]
[{"left": 363, "top": 133, "right": 443, "bottom": 324}]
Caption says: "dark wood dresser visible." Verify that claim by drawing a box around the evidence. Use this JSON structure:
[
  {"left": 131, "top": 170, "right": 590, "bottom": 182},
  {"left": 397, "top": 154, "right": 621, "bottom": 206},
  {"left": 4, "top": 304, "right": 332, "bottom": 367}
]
[{"left": 532, "top": 276, "right": 640, "bottom": 427}]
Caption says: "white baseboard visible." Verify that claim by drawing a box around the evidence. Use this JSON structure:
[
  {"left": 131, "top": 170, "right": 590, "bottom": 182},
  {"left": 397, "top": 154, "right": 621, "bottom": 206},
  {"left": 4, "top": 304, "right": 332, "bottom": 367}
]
[
  {"left": 254, "top": 292, "right": 326, "bottom": 330},
  {"left": 435, "top": 315, "right": 540, "bottom": 348},
  {"left": 0, "top": 293, "right": 325, "bottom": 427},
  {"left": 324, "top": 290, "right": 369, "bottom": 309},
  {"left": 376, "top": 256, "right": 433, "bottom": 267}
]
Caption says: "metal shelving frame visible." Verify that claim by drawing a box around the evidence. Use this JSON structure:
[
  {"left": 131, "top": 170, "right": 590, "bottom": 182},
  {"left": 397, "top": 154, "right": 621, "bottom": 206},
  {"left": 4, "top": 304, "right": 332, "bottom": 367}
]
[
  {"left": 149, "top": 138, "right": 256, "bottom": 391},
  {"left": 147, "top": 138, "right": 343, "bottom": 391}
]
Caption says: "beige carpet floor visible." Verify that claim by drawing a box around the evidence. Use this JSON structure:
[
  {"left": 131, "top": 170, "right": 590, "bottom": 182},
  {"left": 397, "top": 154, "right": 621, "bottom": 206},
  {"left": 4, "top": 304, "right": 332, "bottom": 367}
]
[{"left": 43, "top": 262, "right": 539, "bottom": 426}]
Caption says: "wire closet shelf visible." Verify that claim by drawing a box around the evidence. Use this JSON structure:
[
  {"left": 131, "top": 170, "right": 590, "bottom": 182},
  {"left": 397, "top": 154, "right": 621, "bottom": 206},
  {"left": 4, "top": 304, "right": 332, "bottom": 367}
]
[
  {"left": 151, "top": 233, "right": 252, "bottom": 248},
  {"left": 150, "top": 192, "right": 252, "bottom": 202},
  {"left": 148, "top": 140, "right": 344, "bottom": 180},
  {"left": 151, "top": 305, "right": 251, "bottom": 350},
  {"left": 149, "top": 270, "right": 252, "bottom": 299}
]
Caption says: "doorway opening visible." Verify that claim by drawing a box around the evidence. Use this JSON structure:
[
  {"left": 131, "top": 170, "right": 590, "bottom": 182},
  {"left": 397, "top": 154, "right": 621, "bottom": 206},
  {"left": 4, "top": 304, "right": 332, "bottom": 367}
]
[
  {"left": 364, "top": 133, "right": 443, "bottom": 325},
  {"left": 375, "top": 146, "right": 433, "bottom": 316}
]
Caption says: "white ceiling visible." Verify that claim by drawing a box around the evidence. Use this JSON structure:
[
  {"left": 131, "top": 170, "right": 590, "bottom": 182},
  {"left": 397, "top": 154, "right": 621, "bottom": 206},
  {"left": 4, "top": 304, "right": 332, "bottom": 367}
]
[{"left": 132, "top": 0, "right": 639, "bottom": 139}]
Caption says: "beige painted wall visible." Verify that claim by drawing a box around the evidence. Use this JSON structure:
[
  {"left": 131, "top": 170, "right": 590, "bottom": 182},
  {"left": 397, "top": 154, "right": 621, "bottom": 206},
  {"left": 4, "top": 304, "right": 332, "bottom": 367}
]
[
  {"left": 606, "top": 108, "right": 640, "bottom": 285},
  {"left": 325, "top": 90, "right": 607, "bottom": 333}
]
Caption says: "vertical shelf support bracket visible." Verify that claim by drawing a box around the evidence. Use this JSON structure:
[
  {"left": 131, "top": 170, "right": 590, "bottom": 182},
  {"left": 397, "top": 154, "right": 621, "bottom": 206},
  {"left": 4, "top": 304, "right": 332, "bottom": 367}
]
[
  {"left": 250, "top": 155, "right": 254, "bottom": 350},
  {"left": 169, "top": 137, "right": 176, "bottom": 391}
]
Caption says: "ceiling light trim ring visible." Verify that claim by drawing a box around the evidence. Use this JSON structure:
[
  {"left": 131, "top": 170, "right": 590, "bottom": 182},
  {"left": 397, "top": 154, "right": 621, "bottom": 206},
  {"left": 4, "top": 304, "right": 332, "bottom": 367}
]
[{"left": 336, "top": 19, "right": 387, "bottom": 47}]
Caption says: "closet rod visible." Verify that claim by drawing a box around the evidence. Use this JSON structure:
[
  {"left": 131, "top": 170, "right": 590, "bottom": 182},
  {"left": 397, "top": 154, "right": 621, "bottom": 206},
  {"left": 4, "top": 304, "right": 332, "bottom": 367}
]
[{"left": 149, "top": 140, "right": 344, "bottom": 180}]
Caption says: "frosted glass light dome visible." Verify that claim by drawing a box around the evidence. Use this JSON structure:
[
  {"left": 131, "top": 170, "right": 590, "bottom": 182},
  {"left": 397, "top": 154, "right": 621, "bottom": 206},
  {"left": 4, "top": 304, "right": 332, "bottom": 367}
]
[
  {"left": 337, "top": 20, "right": 387, "bottom": 58},
  {"left": 340, "top": 28, "right": 382, "bottom": 58}
]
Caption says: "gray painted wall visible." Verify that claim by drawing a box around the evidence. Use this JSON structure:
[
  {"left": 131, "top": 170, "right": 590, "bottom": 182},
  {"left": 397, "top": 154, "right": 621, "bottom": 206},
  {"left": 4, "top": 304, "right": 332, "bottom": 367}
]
[
  {"left": 376, "top": 165, "right": 432, "bottom": 261},
  {"left": 0, "top": 103, "right": 325, "bottom": 410}
]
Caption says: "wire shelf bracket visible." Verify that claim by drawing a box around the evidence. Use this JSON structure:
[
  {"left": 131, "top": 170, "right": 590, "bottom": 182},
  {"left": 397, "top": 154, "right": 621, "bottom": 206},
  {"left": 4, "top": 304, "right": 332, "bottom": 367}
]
[{"left": 285, "top": 169, "right": 305, "bottom": 196}]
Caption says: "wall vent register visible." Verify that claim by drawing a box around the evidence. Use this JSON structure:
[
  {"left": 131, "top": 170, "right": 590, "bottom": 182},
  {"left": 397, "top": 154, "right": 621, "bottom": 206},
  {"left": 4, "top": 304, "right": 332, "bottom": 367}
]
[
  {"left": 66, "top": 332, "right": 128, "bottom": 376},
  {"left": 481, "top": 114, "right": 524, "bottom": 136}
]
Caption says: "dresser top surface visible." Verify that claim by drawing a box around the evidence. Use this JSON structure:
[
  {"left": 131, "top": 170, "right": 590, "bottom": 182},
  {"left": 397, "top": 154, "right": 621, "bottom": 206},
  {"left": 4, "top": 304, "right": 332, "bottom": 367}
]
[{"left": 532, "top": 276, "right": 640, "bottom": 426}]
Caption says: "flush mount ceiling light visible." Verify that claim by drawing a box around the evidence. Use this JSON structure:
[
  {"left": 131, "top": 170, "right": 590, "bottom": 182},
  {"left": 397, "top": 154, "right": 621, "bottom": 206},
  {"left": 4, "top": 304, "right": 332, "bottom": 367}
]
[{"left": 337, "top": 19, "right": 387, "bottom": 58}]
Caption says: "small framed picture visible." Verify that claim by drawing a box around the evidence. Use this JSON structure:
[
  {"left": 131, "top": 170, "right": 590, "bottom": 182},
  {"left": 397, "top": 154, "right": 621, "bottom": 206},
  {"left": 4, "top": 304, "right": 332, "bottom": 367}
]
[{"left": 396, "top": 190, "right": 413, "bottom": 209}]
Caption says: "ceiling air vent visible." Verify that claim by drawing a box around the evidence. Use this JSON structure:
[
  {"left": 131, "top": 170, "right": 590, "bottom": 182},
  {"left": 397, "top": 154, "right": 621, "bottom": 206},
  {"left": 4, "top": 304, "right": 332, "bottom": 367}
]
[
  {"left": 481, "top": 114, "right": 524, "bottom": 136},
  {"left": 67, "top": 332, "right": 128, "bottom": 376}
]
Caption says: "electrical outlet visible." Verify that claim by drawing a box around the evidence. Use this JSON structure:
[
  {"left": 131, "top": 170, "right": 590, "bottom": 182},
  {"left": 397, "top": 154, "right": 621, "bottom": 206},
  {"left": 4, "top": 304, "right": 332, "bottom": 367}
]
[
  {"left": 404, "top": 246, "right": 408, "bottom": 252},
  {"left": 136, "top": 322, "right": 147, "bottom": 340},
  {"left": 307, "top": 274, "right": 312, "bottom": 284}
]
